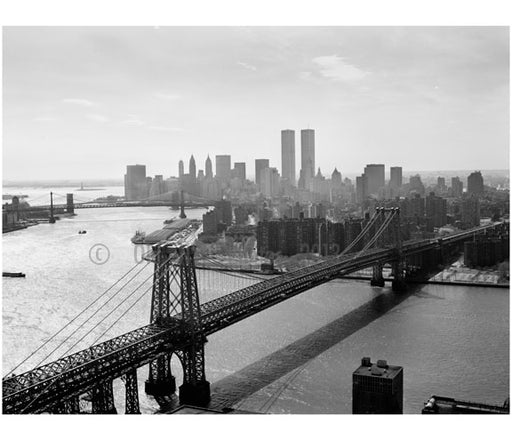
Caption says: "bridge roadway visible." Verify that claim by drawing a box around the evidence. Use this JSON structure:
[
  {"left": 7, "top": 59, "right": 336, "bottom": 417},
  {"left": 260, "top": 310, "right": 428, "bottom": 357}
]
[
  {"left": 21, "top": 201, "right": 213, "bottom": 211},
  {"left": 2, "top": 222, "right": 502, "bottom": 413}
]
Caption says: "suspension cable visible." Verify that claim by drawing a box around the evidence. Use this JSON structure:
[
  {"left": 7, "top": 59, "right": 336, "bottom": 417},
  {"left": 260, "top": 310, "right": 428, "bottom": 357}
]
[
  {"left": 3, "top": 259, "right": 152, "bottom": 378},
  {"left": 29, "top": 261, "right": 152, "bottom": 371},
  {"left": 17, "top": 251, "right": 176, "bottom": 414}
]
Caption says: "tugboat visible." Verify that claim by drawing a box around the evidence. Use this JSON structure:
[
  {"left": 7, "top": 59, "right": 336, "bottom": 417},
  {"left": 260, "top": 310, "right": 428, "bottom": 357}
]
[{"left": 131, "top": 230, "right": 146, "bottom": 244}]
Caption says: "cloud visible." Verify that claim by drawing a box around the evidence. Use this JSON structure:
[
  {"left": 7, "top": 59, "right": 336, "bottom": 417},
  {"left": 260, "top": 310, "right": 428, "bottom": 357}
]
[
  {"left": 62, "top": 98, "right": 96, "bottom": 107},
  {"left": 237, "top": 61, "right": 257, "bottom": 71},
  {"left": 311, "top": 55, "right": 368, "bottom": 82},
  {"left": 154, "top": 92, "right": 180, "bottom": 100},
  {"left": 86, "top": 113, "right": 109, "bottom": 123},
  {"left": 120, "top": 115, "right": 145, "bottom": 126},
  {"left": 148, "top": 125, "right": 184, "bottom": 132},
  {"left": 33, "top": 116, "right": 57, "bottom": 122}
]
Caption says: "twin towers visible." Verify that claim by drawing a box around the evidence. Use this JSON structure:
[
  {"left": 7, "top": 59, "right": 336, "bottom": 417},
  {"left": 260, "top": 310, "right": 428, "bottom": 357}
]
[{"left": 281, "top": 128, "right": 315, "bottom": 190}]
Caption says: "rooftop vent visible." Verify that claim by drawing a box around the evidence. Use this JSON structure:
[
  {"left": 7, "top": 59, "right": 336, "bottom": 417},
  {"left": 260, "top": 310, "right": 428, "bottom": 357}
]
[
  {"left": 376, "top": 359, "right": 388, "bottom": 368},
  {"left": 361, "top": 357, "right": 371, "bottom": 367}
]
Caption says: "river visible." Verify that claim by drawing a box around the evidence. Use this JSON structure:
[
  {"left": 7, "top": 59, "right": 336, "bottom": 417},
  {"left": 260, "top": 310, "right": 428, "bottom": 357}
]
[{"left": 2, "top": 188, "right": 509, "bottom": 414}]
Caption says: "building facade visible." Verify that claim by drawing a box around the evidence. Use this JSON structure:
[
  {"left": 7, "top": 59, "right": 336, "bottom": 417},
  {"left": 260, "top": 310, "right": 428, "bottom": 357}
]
[{"left": 281, "top": 129, "right": 296, "bottom": 186}]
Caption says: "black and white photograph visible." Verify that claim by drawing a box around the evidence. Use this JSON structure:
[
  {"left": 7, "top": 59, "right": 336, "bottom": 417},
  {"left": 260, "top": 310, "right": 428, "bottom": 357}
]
[{"left": 1, "top": 1, "right": 510, "bottom": 436}]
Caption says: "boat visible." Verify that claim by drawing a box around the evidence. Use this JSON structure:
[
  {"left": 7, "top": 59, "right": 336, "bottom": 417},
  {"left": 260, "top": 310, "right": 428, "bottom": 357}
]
[
  {"left": 78, "top": 230, "right": 87, "bottom": 234},
  {"left": 3, "top": 272, "right": 26, "bottom": 278},
  {"left": 131, "top": 230, "right": 146, "bottom": 244}
]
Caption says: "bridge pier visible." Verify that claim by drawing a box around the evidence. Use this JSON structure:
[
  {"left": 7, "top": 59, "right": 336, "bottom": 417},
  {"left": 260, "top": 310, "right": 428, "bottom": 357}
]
[
  {"left": 179, "top": 344, "right": 211, "bottom": 406},
  {"left": 123, "top": 369, "right": 141, "bottom": 414},
  {"left": 391, "top": 259, "right": 407, "bottom": 292},
  {"left": 370, "top": 263, "right": 385, "bottom": 287},
  {"left": 92, "top": 380, "right": 117, "bottom": 414},
  {"left": 145, "top": 354, "right": 176, "bottom": 397}
]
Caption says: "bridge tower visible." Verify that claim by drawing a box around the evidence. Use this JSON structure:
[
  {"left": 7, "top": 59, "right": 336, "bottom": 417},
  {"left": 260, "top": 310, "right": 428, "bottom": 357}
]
[
  {"left": 66, "top": 193, "right": 75, "bottom": 215},
  {"left": 145, "top": 244, "right": 210, "bottom": 406},
  {"left": 370, "top": 208, "right": 386, "bottom": 287},
  {"left": 179, "top": 190, "right": 187, "bottom": 219},
  {"left": 49, "top": 191, "right": 56, "bottom": 224},
  {"left": 390, "top": 207, "right": 407, "bottom": 292}
]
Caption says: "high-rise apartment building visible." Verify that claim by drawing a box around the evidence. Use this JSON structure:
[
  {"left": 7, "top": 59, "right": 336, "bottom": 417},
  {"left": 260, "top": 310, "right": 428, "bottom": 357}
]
[
  {"left": 124, "top": 164, "right": 147, "bottom": 201},
  {"left": 300, "top": 129, "right": 315, "bottom": 189},
  {"left": 461, "top": 194, "right": 481, "bottom": 228},
  {"left": 352, "top": 357, "right": 403, "bottom": 414},
  {"left": 215, "top": 155, "right": 231, "bottom": 183},
  {"left": 390, "top": 166, "right": 402, "bottom": 189},
  {"left": 255, "top": 159, "right": 270, "bottom": 187},
  {"left": 281, "top": 129, "right": 296, "bottom": 186},
  {"left": 364, "top": 164, "right": 385, "bottom": 196},
  {"left": 467, "top": 171, "right": 484, "bottom": 196},
  {"left": 426, "top": 192, "right": 447, "bottom": 229}
]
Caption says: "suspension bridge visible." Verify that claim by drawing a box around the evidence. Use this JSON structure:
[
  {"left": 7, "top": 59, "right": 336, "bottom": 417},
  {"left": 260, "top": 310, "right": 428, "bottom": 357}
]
[
  {"left": 12, "top": 190, "right": 214, "bottom": 215},
  {"left": 2, "top": 207, "right": 505, "bottom": 414}
]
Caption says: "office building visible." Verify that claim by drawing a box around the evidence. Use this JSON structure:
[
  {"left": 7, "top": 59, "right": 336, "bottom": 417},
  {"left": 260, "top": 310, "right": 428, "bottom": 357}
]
[
  {"left": 300, "top": 129, "right": 315, "bottom": 189},
  {"left": 356, "top": 174, "right": 368, "bottom": 204},
  {"left": 364, "top": 164, "right": 385, "bottom": 196},
  {"left": 255, "top": 159, "right": 270, "bottom": 187},
  {"left": 467, "top": 171, "right": 484, "bottom": 196},
  {"left": 233, "top": 162, "right": 246, "bottom": 181},
  {"left": 390, "top": 166, "right": 402, "bottom": 189},
  {"left": 205, "top": 155, "right": 213, "bottom": 179},
  {"left": 124, "top": 164, "right": 147, "bottom": 201},
  {"left": 178, "top": 160, "right": 184, "bottom": 178},
  {"left": 189, "top": 155, "right": 196, "bottom": 179},
  {"left": 352, "top": 357, "right": 403, "bottom": 414},
  {"left": 281, "top": 129, "right": 296, "bottom": 186},
  {"left": 331, "top": 168, "right": 342, "bottom": 187},
  {"left": 261, "top": 167, "right": 280, "bottom": 198},
  {"left": 215, "top": 155, "right": 231, "bottom": 183},
  {"left": 451, "top": 177, "right": 463, "bottom": 198}
]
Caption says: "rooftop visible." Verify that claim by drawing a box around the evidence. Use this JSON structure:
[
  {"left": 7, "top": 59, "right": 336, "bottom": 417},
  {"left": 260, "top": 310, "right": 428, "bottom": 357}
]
[{"left": 353, "top": 357, "right": 403, "bottom": 379}]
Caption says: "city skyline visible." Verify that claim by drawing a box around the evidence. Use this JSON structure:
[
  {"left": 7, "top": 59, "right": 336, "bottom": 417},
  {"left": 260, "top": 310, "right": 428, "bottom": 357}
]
[{"left": 3, "top": 26, "right": 509, "bottom": 181}]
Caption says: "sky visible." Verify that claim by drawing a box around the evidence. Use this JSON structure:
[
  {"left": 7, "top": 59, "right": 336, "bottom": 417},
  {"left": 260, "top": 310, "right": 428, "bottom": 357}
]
[{"left": 2, "top": 26, "right": 509, "bottom": 181}]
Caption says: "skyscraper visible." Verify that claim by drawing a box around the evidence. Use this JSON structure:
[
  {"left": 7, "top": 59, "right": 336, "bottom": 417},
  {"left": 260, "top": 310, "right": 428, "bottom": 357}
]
[
  {"left": 300, "top": 129, "right": 315, "bottom": 189},
  {"left": 281, "top": 129, "right": 296, "bottom": 186},
  {"left": 233, "top": 162, "right": 246, "bottom": 181},
  {"left": 124, "top": 164, "right": 147, "bottom": 201},
  {"left": 215, "top": 155, "right": 231, "bottom": 183},
  {"left": 451, "top": 177, "right": 463, "bottom": 197},
  {"left": 255, "top": 159, "right": 270, "bottom": 187},
  {"left": 189, "top": 155, "right": 196, "bottom": 179},
  {"left": 467, "top": 171, "right": 484, "bottom": 196},
  {"left": 178, "top": 160, "right": 184, "bottom": 178},
  {"left": 390, "top": 166, "right": 402, "bottom": 189},
  {"left": 331, "top": 168, "right": 342, "bottom": 186},
  {"left": 356, "top": 174, "right": 368, "bottom": 204},
  {"left": 205, "top": 155, "right": 213, "bottom": 179},
  {"left": 364, "top": 164, "right": 385, "bottom": 196}
]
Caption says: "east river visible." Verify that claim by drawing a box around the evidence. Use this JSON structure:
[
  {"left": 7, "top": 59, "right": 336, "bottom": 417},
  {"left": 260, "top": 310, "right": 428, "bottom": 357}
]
[{"left": 2, "top": 187, "right": 509, "bottom": 414}]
